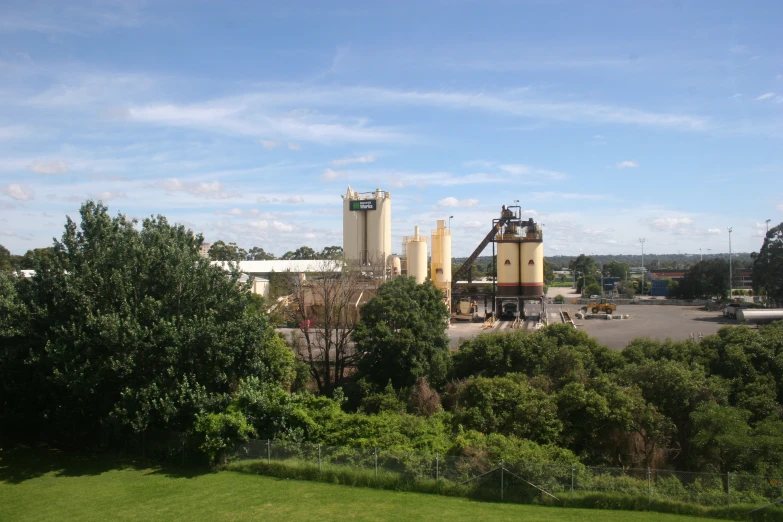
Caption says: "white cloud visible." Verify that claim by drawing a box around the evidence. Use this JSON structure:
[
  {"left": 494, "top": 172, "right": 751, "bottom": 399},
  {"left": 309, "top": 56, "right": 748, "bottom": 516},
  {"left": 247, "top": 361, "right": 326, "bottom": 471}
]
[
  {"left": 260, "top": 140, "right": 278, "bottom": 149},
  {"left": 593, "top": 135, "right": 605, "bottom": 139},
  {"left": 461, "top": 220, "right": 484, "bottom": 229},
  {"left": 29, "top": 159, "right": 68, "bottom": 174},
  {"left": 156, "top": 178, "right": 232, "bottom": 199},
  {"left": 756, "top": 93, "right": 776, "bottom": 101},
  {"left": 530, "top": 192, "right": 605, "bottom": 200},
  {"left": 273, "top": 221, "right": 294, "bottom": 232},
  {"left": 617, "top": 160, "right": 639, "bottom": 168},
  {"left": 95, "top": 191, "right": 127, "bottom": 201},
  {"left": 285, "top": 195, "right": 304, "bottom": 204},
  {"left": 498, "top": 164, "right": 566, "bottom": 180},
  {"left": 3, "top": 184, "right": 34, "bottom": 200},
  {"left": 330, "top": 154, "right": 375, "bottom": 167},
  {"left": 730, "top": 45, "right": 749, "bottom": 55},
  {"left": 707, "top": 228, "right": 722, "bottom": 234},
  {"left": 287, "top": 142, "right": 301, "bottom": 150},
  {"left": 257, "top": 196, "right": 270, "bottom": 204},
  {"left": 321, "top": 168, "right": 344, "bottom": 181},
  {"left": 436, "top": 197, "right": 479, "bottom": 208},
  {"left": 730, "top": 93, "right": 742, "bottom": 99},
  {"left": 463, "top": 159, "right": 494, "bottom": 168},
  {"left": 249, "top": 220, "right": 269, "bottom": 230},
  {"left": 649, "top": 217, "right": 693, "bottom": 231},
  {"left": 777, "top": 203, "right": 783, "bottom": 211}
]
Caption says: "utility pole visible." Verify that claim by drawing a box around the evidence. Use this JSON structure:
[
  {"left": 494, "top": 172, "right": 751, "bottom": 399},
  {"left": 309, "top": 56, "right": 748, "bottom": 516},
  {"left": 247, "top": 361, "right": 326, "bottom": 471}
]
[
  {"left": 727, "top": 227, "right": 733, "bottom": 300},
  {"left": 700, "top": 247, "right": 702, "bottom": 262},
  {"left": 639, "top": 238, "right": 646, "bottom": 296},
  {"left": 766, "top": 219, "right": 771, "bottom": 234}
]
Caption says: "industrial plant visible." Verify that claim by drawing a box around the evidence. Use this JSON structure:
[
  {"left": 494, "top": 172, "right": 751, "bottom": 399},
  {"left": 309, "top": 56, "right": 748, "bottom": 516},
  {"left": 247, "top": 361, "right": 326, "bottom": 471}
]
[{"left": 341, "top": 186, "right": 546, "bottom": 326}]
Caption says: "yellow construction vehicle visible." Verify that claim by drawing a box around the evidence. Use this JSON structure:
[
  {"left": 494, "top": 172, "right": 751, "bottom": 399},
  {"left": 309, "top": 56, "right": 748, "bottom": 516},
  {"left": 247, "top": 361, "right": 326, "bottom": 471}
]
[{"left": 589, "top": 298, "right": 617, "bottom": 315}]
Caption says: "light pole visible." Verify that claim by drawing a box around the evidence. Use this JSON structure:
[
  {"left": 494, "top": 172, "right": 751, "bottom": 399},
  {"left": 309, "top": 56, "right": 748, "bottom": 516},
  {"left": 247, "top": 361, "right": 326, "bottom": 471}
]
[
  {"left": 699, "top": 248, "right": 702, "bottom": 262},
  {"left": 639, "top": 238, "right": 646, "bottom": 296},
  {"left": 448, "top": 215, "right": 454, "bottom": 230},
  {"left": 727, "top": 227, "right": 733, "bottom": 300},
  {"left": 766, "top": 219, "right": 771, "bottom": 234}
]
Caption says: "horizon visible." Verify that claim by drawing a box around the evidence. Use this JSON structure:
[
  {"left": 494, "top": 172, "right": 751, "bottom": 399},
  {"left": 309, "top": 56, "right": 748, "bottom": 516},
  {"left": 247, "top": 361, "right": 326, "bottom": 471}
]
[{"left": 1, "top": 1, "right": 781, "bottom": 256}]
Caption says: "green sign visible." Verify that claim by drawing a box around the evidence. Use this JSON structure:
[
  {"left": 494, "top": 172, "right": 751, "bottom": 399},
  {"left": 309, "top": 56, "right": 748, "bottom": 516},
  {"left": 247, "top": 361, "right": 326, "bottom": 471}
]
[{"left": 349, "top": 200, "right": 377, "bottom": 211}]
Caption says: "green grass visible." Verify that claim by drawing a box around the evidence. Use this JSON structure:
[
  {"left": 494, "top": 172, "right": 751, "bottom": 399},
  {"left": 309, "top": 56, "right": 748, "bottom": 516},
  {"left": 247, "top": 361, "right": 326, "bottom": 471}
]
[{"left": 1, "top": 448, "right": 707, "bottom": 522}]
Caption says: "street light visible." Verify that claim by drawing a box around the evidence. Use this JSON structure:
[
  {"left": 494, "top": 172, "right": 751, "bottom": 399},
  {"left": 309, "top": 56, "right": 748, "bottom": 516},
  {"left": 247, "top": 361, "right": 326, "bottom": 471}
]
[
  {"left": 727, "top": 227, "right": 733, "bottom": 300},
  {"left": 639, "top": 238, "right": 646, "bottom": 296},
  {"left": 766, "top": 219, "right": 772, "bottom": 234},
  {"left": 699, "top": 247, "right": 702, "bottom": 262},
  {"left": 448, "top": 215, "right": 454, "bottom": 230}
]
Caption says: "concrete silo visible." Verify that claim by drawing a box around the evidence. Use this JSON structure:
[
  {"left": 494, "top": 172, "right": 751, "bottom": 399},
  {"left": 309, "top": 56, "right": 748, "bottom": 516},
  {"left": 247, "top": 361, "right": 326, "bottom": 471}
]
[
  {"left": 405, "top": 226, "right": 428, "bottom": 284},
  {"left": 431, "top": 220, "right": 452, "bottom": 302},
  {"left": 342, "top": 186, "right": 392, "bottom": 268}
]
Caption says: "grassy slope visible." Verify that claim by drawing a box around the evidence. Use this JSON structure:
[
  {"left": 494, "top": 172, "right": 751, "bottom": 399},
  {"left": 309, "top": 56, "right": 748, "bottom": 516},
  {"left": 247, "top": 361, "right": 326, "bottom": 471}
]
[{"left": 0, "top": 449, "right": 705, "bottom": 522}]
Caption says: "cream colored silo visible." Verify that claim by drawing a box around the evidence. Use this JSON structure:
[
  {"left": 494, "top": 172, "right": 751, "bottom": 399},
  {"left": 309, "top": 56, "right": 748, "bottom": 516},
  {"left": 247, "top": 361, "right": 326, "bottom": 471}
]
[
  {"left": 497, "top": 241, "right": 521, "bottom": 296},
  {"left": 342, "top": 186, "right": 391, "bottom": 267},
  {"left": 406, "top": 226, "right": 428, "bottom": 284},
  {"left": 520, "top": 224, "right": 544, "bottom": 297},
  {"left": 431, "top": 220, "right": 452, "bottom": 302}
]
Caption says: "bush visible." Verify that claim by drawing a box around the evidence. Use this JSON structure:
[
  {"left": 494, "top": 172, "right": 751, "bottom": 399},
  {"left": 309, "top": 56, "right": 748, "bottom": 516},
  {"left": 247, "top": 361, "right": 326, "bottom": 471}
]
[
  {"left": 195, "top": 408, "right": 255, "bottom": 465},
  {"left": 554, "top": 295, "right": 565, "bottom": 304}
]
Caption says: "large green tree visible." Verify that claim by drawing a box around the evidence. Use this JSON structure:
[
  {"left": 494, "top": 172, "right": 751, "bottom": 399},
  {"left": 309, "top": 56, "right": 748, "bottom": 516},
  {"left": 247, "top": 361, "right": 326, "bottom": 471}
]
[
  {"left": 569, "top": 254, "right": 597, "bottom": 293},
  {"left": 208, "top": 240, "right": 248, "bottom": 262},
  {"left": 354, "top": 277, "right": 451, "bottom": 390},
  {"left": 675, "top": 259, "right": 730, "bottom": 299},
  {"left": 0, "top": 201, "right": 293, "bottom": 448},
  {"left": 753, "top": 222, "right": 783, "bottom": 306}
]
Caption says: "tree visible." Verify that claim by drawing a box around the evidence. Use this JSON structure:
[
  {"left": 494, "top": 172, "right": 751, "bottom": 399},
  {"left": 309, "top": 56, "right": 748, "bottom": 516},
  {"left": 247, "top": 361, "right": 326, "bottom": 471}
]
[
  {"left": 0, "top": 201, "right": 293, "bottom": 450},
  {"left": 282, "top": 246, "right": 318, "bottom": 260},
  {"left": 247, "top": 246, "right": 276, "bottom": 260},
  {"left": 18, "top": 247, "right": 55, "bottom": 269},
  {"left": 354, "top": 276, "right": 451, "bottom": 390},
  {"left": 208, "top": 240, "right": 247, "bottom": 262},
  {"left": 543, "top": 258, "right": 554, "bottom": 286},
  {"left": 675, "top": 259, "right": 730, "bottom": 299},
  {"left": 569, "top": 254, "right": 596, "bottom": 294},
  {"left": 753, "top": 222, "right": 783, "bottom": 306},
  {"left": 0, "top": 245, "right": 20, "bottom": 271},
  {"left": 288, "top": 261, "right": 365, "bottom": 397},
  {"left": 319, "top": 246, "right": 343, "bottom": 260},
  {"left": 584, "top": 282, "right": 602, "bottom": 297},
  {"left": 603, "top": 260, "right": 630, "bottom": 279}
]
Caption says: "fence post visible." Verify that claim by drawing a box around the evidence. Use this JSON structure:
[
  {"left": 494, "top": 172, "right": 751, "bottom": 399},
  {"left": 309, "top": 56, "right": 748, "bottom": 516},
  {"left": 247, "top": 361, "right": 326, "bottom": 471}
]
[
  {"left": 267, "top": 439, "right": 270, "bottom": 464},
  {"left": 647, "top": 467, "right": 651, "bottom": 511},
  {"left": 500, "top": 459, "right": 504, "bottom": 502},
  {"left": 571, "top": 465, "right": 575, "bottom": 502},
  {"left": 374, "top": 448, "right": 378, "bottom": 481},
  {"left": 436, "top": 452, "right": 439, "bottom": 493},
  {"left": 727, "top": 471, "right": 731, "bottom": 515},
  {"left": 318, "top": 444, "right": 321, "bottom": 473}
]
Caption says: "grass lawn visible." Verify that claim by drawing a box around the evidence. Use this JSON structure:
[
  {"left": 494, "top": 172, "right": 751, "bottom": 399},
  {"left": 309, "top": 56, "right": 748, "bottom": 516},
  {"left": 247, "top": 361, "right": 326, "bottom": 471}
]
[{"left": 0, "top": 448, "right": 707, "bottom": 522}]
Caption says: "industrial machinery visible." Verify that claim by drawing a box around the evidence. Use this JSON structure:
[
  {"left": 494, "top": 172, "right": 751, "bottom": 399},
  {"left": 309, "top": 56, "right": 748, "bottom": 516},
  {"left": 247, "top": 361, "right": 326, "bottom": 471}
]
[
  {"left": 453, "top": 297, "right": 479, "bottom": 321},
  {"left": 450, "top": 204, "right": 544, "bottom": 321},
  {"left": 588, "top": 298, "right": 617, "bottom": 315}
]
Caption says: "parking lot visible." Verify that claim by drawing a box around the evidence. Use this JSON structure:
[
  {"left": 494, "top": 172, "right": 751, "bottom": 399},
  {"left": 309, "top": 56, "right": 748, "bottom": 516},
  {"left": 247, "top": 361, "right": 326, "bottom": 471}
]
[{"left": 447, "top": 289, "right": 741, "bottom": 350}]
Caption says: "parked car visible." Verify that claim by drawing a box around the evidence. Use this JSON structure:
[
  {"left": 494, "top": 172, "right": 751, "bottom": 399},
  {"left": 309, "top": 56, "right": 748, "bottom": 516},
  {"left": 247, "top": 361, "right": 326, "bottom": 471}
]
[
  {"left": 723, "top": 303, "right": 742, "bottom": 319},
  {"left": 590, "top": 294, "right": 599, "bottom": 299}
]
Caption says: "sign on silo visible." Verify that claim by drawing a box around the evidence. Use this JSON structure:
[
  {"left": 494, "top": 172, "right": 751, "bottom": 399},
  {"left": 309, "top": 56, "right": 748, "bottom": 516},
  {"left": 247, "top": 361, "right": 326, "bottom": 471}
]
[{"left": 349, "top": 200, "right": 377, "bottom": 211}]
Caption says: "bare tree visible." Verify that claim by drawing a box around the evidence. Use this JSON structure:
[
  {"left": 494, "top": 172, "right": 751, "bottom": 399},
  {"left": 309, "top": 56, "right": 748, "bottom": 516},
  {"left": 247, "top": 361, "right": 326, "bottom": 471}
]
[{"left": 287, "top": 260, "right": 374, "bottom": 397}]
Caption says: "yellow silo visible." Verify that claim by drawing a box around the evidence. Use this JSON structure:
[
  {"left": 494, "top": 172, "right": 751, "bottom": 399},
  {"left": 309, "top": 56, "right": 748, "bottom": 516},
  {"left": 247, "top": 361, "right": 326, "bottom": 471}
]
[
  {"left": 497, "top": 241, "right": 521, "bottom": 296},
  {"left": 406, "top": 226, "right": 428, "bottom": 284},
  {"left": 431, "top": 220, "right": 452, "bottom": 302},
  {"left": 342, "top": 186, "right": 391, "bottom": 267}
]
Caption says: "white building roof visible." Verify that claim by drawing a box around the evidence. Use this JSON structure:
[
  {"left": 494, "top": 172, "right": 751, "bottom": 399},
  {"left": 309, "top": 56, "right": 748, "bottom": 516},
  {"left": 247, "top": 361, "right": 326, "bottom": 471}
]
[{"left": 211, "top": 260, "right": 342, "bottom": 274}]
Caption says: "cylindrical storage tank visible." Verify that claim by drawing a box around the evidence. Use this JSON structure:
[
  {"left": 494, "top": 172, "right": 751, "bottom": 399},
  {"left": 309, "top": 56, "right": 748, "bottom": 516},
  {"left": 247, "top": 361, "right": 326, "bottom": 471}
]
[
  {"left": 520, "top": 239, "right": 544, "bottom": 297},
  {"left": 342, "top": 186, "right": 367, "bottom": 264},
  {"left": 391, "top": 256, "right": 401, "bottom": 278},
  {"left": 497, "top": 241, "right": 521, "bottom": 296},
  {"left": 737, "top": 309, "right": 783, "bottom": 323},
  {"left": 431, "top": 220, "right": 452, "bottom": 303},
  {"left": 365, "top": 189, "right": 392, "bottom": 268},
  {"left": 406, "top": 227, "right": 428, "bottom": 284}
]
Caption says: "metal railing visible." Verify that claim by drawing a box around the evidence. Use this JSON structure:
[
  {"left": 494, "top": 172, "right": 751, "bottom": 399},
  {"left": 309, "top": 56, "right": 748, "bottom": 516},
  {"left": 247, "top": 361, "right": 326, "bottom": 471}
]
[{"left": 235, "top": 440, "right": 783, "bottom": 516}]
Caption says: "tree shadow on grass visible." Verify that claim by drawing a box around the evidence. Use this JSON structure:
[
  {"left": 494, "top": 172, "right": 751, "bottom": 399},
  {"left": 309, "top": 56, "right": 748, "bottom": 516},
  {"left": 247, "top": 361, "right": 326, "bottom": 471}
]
[{"left": 0, "top": 444, "right": 210, "bottom": 484}]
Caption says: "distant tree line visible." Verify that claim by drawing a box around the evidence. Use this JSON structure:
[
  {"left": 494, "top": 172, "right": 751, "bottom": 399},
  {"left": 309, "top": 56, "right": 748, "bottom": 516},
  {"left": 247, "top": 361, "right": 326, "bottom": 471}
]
[{"left": 206, "top": 241, "right": 343, "bottom": 263}]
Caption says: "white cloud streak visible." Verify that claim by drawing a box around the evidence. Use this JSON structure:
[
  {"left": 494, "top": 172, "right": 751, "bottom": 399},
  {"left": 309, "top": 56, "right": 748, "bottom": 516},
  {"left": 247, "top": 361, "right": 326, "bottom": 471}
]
[
  {"left": 29, "top": 159, "right": 68, "bottom": 174},
  {"left": 617, "top": 160, "right": 639, "bottom": 168},
  {"left": 3, "top": 184, "right": 35, "bottom": 200},
  {"left": 155, "top": 178, "right": 233, "bottom": 199},
  {"left": 436, "top": 197, "right": 479, "bottom": 208},
  {"left": 330, "top": 154, "right": 375, "bottom": 167},
  {"left": 756, "top": 93, "right": 776, "bottom": 101}
]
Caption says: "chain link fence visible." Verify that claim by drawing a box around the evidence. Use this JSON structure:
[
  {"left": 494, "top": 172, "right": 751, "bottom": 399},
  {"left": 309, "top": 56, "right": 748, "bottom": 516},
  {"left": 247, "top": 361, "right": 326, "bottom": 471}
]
[{"left": 234, "top": 440, "right": 783, "bottom": 518}]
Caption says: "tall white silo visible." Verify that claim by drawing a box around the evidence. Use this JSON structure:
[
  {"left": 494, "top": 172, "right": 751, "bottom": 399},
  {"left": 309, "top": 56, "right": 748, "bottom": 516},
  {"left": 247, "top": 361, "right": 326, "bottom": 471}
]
[{"left": 342, "top": 186, "right": 391, "bottom": 267}]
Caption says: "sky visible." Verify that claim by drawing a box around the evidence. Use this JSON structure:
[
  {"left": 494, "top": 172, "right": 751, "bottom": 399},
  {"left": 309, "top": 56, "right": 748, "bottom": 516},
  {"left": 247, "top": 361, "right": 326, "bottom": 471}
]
[{"left": 1, "top": 0, "right": 781, "bottom": 257}]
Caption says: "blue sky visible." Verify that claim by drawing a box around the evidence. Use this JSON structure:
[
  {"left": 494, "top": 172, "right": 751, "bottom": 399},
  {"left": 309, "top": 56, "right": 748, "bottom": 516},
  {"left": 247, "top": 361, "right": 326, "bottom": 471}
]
[{"left": 1, "top": 0, "right": 781, "bottom": 257}]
